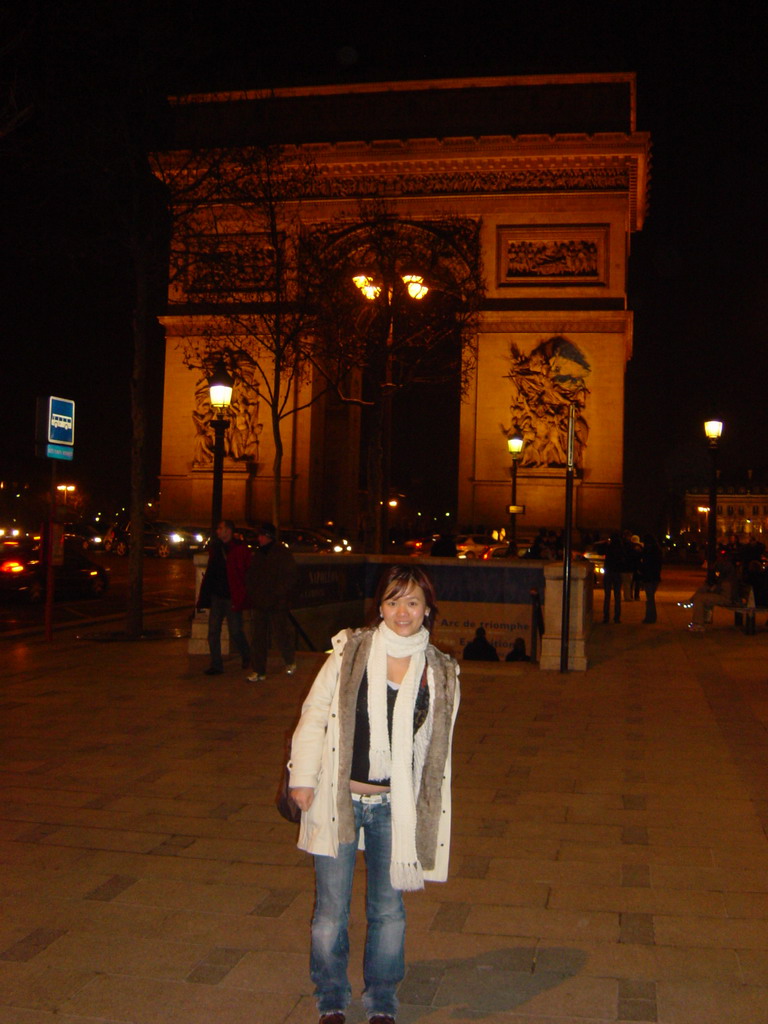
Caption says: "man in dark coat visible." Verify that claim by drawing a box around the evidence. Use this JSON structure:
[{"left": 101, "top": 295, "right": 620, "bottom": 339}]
[
  {"left": 245, "top": 522, "right": 299, "bottom": 682},
  {"left": 197, "top": 519, "right": 252, "bottom": 675},
  {"left": 638, "top": 534, "right": 663, "bottom": 623}
]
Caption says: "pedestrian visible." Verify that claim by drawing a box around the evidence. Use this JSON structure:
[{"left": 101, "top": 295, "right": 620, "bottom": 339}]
[
  {"left": 687, "top": 549, "right": 740, "bottom": 631},
  {"left": 621, "top": 529, "right": 639, "bottom": 601},
  {"left": 289, "top": 565, "right": 460, "bottom": 1024},
  {"left": 462, "top": 626, "right": 499, "bottom": 661},
  {"left": 638, "top": 534, "right": 662, "bottom": 623},
  {"left": 196, "top": 519, "right": 252, "bottom": 675},
  {"left": 630, "top": 534, "right": 643, "bottom": 599},
  {"left": 601, "top": 532, "right": 624, "bottom": 623},
  {"left": 505, "top": 637, "right": 530, "bottom": 662},
  {"left": 245, "top": 522, "right": 299, "bottom": 682}
]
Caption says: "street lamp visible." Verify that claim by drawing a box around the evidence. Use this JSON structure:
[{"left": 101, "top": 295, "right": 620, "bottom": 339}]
[
  {"left": 352, "top": 270, "right": 428, "bottom": 552},
  {"left": 704, "top": 418, "right": 723, "bottom": 584},
  {"left": 507, "top": 430, "right": 524, "bottom": 554},
  {"left": 208, "top": 360, "right": 234, "bottom": 534},
  {"left": 56, "top": 484, "right": 76, "bottom": 506}
]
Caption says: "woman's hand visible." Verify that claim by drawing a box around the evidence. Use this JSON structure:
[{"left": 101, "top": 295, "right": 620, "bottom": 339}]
[{"left": 290, "top": 787, "right": 315, "bottom": 812}]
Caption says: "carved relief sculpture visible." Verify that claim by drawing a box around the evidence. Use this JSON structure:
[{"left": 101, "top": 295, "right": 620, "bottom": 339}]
[
  {"left": 191, "top": 375, "right": 263, "bottom": 468},
  {"left": 504, "top": 336, "right": 591, "bottom": 468},
  {"left": 498, "top": 225, "right": 609, "bottom": 286}
]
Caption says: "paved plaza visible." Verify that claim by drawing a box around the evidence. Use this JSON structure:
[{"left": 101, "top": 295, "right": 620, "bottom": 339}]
[{"left": 1, "top": 571, "right": 768, "bottom": 1023}]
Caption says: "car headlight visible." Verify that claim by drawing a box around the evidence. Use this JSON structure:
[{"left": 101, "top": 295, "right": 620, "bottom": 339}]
[{"left": 169, "top": 533, "right": 183, "bottom": 543}]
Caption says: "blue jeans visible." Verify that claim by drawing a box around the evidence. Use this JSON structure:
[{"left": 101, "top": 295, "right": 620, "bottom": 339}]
[
  {"left": 207, "top": 594, "right": 250, "bottom": 670},
  {"left": 311, "top": 796, "right": 405, "bottom": 1018}
]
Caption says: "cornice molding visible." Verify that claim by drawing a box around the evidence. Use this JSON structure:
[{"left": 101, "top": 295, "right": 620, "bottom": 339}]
[
  {"left": 157, "top": 133, "right": 650, "bottom": 229},
  {"left": 479, "top": 312, "right": 632, "bottom": 334}
]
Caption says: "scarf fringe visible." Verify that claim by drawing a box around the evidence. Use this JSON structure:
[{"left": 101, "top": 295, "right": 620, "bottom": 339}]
[{"left": 390, "top": 860, "right": 424, "bottom": 891}]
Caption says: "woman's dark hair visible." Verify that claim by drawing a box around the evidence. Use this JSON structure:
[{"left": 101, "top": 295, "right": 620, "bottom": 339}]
[{"left": 366, "top": 565, "right": 438, "bottom": 633}]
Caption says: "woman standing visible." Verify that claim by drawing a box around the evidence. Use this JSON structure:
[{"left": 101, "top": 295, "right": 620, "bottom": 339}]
[{"left": 289, "top": 565, "right": 460, "bottom": 1024}]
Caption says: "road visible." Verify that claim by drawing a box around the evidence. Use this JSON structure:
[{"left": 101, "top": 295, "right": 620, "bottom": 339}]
[
  {"left": 0, "top": 553, "right": 705, "bottom": 640},
  {"left": 0, "top": 553, "right": 197, "bottom": 637}
]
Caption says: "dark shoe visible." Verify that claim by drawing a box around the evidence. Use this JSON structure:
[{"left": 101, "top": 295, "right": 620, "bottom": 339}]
[
  {"left": 369, "top": 1016, "right": 395, "bottom": 1024},
  {"left": 204, "top": 667, "right": 223, "bottom": 676},
  {"left": 319, "top": 1014, "right": 345, "bottom": 1024}
]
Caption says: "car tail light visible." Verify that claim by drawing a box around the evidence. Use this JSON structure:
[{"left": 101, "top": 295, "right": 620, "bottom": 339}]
[{"left": 1, "top": 559, "right": 25, "bottom": 574}]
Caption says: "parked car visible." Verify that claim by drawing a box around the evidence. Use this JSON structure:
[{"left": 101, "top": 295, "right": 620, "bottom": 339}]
[
  {"left": 280, "top": 527, "right": 353, "bottom": 553},
  {"left": 578, "top": 549, "right": 606, "bottom": 576},
  {"left": 0, "top": 525, "right": 26, "bottom": 540},
  {"left": 0, "top": 537, "right": 110, "bottom": 602},
  {"left": 455, "top": 533, "right": 497, "bottom": 558},
  {"left": 103, "top": 520, "right": 206, "bottom": 558},
  {"left": 178, "top": 525, "right": 210, "bottom": 552},
  {"left": 481, "top": 540, "right": 531, "bottom": 559},
  {"left": 403, "top": 535, "right": 438, "bottom": 556},
  {"left": 63, "top": 521, "right": 105, "bottom": 551},
  {"left": 237, "top": 526, "right": 353, "bottom": 554}
]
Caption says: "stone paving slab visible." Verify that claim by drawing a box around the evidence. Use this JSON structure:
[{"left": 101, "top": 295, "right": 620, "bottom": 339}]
[{"left": 1, "top": 580, "right": 768, "bottom": 1023}]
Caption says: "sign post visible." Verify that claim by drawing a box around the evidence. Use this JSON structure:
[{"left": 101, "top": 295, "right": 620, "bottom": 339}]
[
  {"left": 560, "top": 405, "right": 575, "bottom": 672},
  {"left": 36, "top": 397, "right": 76, "bottom": 639}
]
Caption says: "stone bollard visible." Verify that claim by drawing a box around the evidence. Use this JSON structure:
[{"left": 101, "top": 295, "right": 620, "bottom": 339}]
[{"left": 539, "top": 561, "right": 593, "bottom": 671}]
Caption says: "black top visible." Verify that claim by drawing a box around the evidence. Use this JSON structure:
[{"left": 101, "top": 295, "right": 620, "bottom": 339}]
[
  {"left": 350, "top": 668, "right": 430, "bottom": 785},
  {"left": 206, "top": 539, "right": 230, "bottom": 599}
]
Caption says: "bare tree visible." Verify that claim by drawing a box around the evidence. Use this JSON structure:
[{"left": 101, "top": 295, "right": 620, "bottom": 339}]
[
  {"left": 160, "top": 149, "right": 484, "bottom": 548},
  {"left": 160, "top": 142, "right": 324, "bottom": 529}
]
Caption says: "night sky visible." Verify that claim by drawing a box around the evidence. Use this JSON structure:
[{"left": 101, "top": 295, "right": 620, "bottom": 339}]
[{"left": 1, "top": 1, "right": 764, "bottom": 530}]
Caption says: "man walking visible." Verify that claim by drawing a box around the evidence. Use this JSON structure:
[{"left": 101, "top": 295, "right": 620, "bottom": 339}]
[
  {"left": 245, "top": 522, "right": 299, "bottom": 682},
  {"left": 197, "top": 520, "right": 252, "bottom": 675}
]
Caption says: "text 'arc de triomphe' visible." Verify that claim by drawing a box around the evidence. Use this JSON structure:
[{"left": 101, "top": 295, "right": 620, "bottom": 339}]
[{"left": 156, "top": 73, "right": 650, "bottom": 537}]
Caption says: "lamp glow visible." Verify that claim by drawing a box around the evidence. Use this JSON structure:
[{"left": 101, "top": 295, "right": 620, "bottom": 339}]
[
  {"left": 507, "top": 432, "right": 524, "bottom": 458},
  {"left": 208, "top": 361, "right": 234, "bottom": 410},
  {"left": 352, "top": 274, "right": 381, "bottom": 301},
  {"left": 402, "top": 274, "right": 428, "bottom": 299}
]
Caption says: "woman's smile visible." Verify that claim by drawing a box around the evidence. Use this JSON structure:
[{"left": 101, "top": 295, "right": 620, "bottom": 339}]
[{"left": 380, "top": 584, "right": 429, "bottom": 636}]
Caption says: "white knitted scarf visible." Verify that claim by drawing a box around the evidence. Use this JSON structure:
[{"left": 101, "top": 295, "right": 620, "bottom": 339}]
[{"left": 368, "top": 620, "right": 433, "bottom": 890}]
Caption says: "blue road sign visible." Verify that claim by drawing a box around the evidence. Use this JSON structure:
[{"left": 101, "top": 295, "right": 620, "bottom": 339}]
[{"left": 48, "top": 397, "right": 75, "bottom": 446}]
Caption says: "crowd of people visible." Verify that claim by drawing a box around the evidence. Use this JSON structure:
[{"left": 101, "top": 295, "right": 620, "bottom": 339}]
[
  {"left": 197, "top": 519, "right": 299, "bottom": 681},
  {"left": 685, "top": 533, "right": 767, "bottom": 630},
  {"left": 597, "top": 530, "right": 662, "bottom": 625}
]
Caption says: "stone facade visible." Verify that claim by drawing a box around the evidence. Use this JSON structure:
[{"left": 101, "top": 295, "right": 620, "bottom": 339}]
[{"left": 155, "top": 74, "right": 650, "bottom": 535}]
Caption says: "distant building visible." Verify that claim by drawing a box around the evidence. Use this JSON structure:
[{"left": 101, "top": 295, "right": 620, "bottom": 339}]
[
  {"left": 684, "top": 483, "right": 768, "bottom": 544},
  {"left": 154, "top": 73, "right": 650, "bottom": 535}
]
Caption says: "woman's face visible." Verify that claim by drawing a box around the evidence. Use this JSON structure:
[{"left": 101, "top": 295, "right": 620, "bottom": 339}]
[{"left": 380, "top": 583, "right": 429, "bottom": 637}]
